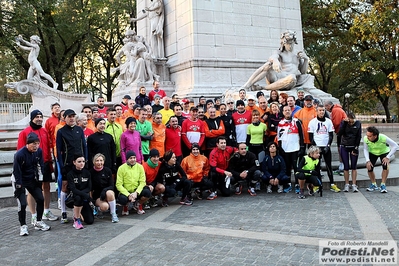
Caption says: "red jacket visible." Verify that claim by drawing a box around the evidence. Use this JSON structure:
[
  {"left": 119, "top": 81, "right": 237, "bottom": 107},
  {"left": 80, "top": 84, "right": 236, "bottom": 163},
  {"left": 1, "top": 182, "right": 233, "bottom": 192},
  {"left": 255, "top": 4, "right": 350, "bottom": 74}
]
[
  {"left": 18, "top": 126, "right": 52, "bottom": 163},
  {"left": 45, "top": 113, "right": 59, "bottom": 149},
  {"left": 209, "top": 146, "right": 237, "bottom": 175},
  {"left": 165, "top": 126, "right": 182, "bottom": 157}
]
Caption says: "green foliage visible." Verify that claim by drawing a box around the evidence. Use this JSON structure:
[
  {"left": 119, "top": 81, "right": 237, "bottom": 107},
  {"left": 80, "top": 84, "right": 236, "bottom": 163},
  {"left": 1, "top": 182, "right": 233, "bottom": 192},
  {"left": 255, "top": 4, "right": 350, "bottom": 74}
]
[
  {"left": 301, "top": 0, "right": 399, "bottom": 119},
  {"left": 1, "top": 0, "right": 133, "bottom": 99}
]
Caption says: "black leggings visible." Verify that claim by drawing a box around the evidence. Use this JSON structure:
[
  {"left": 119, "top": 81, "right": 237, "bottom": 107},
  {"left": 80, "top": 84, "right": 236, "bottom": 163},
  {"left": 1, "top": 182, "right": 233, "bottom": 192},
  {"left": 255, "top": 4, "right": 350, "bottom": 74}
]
[
  {"left": 14, "top": 181, "right": 44, "bottom": 226},
  {"left": 320, "top": 147, "right": 334, "bottom": 184},
  {"left": 164, "top": 179, "right": 192, "bottom": 199},
  {"left": 339, "top": 146, "right": 359, "bottom": 171},
  {"left": 73, "top": 194, "right": 94, "bottom": 225}
]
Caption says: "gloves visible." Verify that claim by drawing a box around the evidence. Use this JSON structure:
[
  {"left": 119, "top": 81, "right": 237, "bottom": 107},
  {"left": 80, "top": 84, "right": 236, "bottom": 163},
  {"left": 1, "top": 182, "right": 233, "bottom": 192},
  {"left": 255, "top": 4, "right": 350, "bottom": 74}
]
[
  {"left": 100, "top": 189, "right": 107, "bottom": 201},
  {"left": 14, "top": 186, "right": 24, "bottom": 198},
  {"left": 352, "top": 147, "right": 359, "bottom": 156},
  {"left": 323, "top": 146, "right": 330, "bottom": 154}
]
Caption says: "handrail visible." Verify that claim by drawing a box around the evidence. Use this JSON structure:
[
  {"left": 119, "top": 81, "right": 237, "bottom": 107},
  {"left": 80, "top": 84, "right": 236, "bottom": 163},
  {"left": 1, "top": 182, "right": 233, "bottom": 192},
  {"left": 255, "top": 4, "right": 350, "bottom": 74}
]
[{"left": 0, "top": 103, "right": 32, "bottom": 124}]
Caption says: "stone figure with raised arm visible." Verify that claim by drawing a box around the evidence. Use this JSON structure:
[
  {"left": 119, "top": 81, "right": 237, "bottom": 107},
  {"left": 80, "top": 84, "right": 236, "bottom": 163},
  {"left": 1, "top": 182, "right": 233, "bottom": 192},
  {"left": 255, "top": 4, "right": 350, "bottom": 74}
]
[
  {"left": 130, "top": 0, "right": 165, "bottom": 59},
  {"left": 241, "top": 30, "right": 311, "bottom": 91},
  {"left": 15, "top": 35, "right": 58, "bottom": 89}
]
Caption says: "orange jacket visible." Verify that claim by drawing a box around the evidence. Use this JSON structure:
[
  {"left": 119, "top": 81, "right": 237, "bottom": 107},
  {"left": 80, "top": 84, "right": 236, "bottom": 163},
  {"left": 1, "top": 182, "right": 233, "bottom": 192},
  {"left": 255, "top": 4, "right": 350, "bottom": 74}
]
[
  {"left": 143, "top": 161, "right": 161, "bottom": 185},
  {"left": 294, "top": 106, "right": 316, "bottom": 144},
  {"left": 181, "top": 153, "right": 210, "bottom": 183},
  {"left": 330, "top": 104, "right": 347, "bottom": 133},
  {"left": 150, "top": 121, "right": 166, "bottom": 157}
]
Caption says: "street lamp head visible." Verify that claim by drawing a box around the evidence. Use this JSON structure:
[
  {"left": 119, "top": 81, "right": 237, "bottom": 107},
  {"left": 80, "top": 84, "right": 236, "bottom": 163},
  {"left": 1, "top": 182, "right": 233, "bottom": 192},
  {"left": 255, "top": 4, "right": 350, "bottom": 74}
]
[{"left": 345, "top": 93, "right": 350, "bottom": 99}]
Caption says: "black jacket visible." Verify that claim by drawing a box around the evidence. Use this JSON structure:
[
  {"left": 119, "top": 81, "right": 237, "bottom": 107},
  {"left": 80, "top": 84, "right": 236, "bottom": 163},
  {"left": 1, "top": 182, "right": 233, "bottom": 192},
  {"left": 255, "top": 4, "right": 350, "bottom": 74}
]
[
  {"left": 56, "top": 124, "right": 87, "bottom": 168},
  {"left": 90, "top": 167, "right": 114, "bottom": 200},
  {"left": 156, "top": 163, "right": 187, "bottom": 186},
  {"left": 87, "top": 132, "right": 116, "bottom": 173}
]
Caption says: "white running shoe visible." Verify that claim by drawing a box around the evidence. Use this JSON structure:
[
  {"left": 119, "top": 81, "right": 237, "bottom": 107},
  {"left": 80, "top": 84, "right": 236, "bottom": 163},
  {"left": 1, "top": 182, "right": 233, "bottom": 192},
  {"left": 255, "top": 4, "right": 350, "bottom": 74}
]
[
  {"left": 34, "top": 221, "right": 51, "bottom": 231},
  {"left": 20, "top": 225, "right": 29, "bottom": 236}
]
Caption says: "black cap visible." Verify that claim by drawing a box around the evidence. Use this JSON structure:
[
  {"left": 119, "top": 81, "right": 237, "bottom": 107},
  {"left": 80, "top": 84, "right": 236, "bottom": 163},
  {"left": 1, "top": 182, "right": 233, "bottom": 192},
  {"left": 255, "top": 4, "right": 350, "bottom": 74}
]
[
  {"left": 123, "top": 95, "right": 131, "bottom": 99},
  {"left": 133, "top": 104, "right": 141, "bottom": 111},
  {"left": 126, "top": 150, "right": 136, "bottom": 159},
  {"left": 199, "top": 96, "right": 205, "bottom": 100},
  {"left": 304, "top": 95, "right": 314, "bottom": 101},
  {"left": 236, "top": 100, "right": 245, "bottom": 107},
  {"left": 95, "top": 118, "right": 105, "bottom": 127},
  {"left": 26, "top": 132, "right": 40, "bottom": 144},
  {"left": 206, "top": 99, "right": 214, "bottom": 105},
  {"left": 63, "top": 109, "right": 76, "bottom": 118},
  {"left": 125, "top": 117, "right": 137, "bottom": 126},
  {"left": 190, "top": 106, "right": 198, "bottom": 111},
  {"left": 191, "top": 143, "right": 200, "bottom": 150},
  {"left": 149, "top": 149, "right": 160, "bottom": 158},
  {"left": 30, "top": 110, "right": 42, "bottom": 121}
]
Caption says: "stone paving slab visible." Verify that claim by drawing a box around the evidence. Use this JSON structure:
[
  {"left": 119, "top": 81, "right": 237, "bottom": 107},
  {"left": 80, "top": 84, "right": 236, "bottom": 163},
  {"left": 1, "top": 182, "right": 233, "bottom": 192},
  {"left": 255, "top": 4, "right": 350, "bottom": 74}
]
[
  {"left": 163, "top": 191, "right": 363, "bottom": 240},
  {"left": 1, "top": 185, "right": 397, "bottom": 265},
  {"left": 93, "top": 229, "right": 319, "bottom": 266}
]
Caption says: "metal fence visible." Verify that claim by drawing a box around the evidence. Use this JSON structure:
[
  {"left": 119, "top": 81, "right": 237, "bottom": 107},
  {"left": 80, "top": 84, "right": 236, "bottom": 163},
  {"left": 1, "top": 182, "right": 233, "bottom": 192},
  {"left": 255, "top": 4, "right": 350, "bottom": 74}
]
[{"left": 0, "top": 103, "right": 32, "bottom": 124}]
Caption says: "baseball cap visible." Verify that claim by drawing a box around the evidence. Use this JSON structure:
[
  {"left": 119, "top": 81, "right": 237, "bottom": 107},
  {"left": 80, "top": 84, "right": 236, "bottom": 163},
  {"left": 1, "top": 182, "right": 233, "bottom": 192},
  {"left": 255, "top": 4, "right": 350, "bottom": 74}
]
[
  {"left": 236, "top": 100, "right": 245, "bottom": 107},
  {"left": 247, "top": 95, "right": 256, "bottom": 101},
  {"left": 63, "top": 109, "right": 76, "bottom": 118},
  {"left": 181, "top": 98, "right": 190, "bottom": 104},
  {"left": 123, "top": 95, "right": 131, "bottom": 99},
  {"left": 190, "top": 106, "right": 199, "bottom": 111},
  {"left": 304, "top": 95, "right": 314, "bottom": 101}
]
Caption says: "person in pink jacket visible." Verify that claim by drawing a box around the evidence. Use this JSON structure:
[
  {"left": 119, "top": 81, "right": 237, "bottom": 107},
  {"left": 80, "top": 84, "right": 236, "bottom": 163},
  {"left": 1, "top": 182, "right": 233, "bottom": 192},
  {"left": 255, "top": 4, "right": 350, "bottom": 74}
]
[{"left": 120, "top": 117, "right": 144, "bottom": 164}]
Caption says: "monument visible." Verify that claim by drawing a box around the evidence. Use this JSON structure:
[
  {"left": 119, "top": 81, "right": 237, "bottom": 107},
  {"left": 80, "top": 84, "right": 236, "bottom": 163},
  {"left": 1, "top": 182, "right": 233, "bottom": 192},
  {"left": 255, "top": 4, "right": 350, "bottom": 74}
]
[
  {"left": 5, "top": 35, "right": 90, "bottom": 121},
  {"left": 131, "top": 0, "right": 336, "bottom": 103}
]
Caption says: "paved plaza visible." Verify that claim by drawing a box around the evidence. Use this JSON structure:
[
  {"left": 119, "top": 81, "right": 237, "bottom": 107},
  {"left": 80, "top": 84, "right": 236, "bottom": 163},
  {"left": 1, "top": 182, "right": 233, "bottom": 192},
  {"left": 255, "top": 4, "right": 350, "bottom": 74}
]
[{"left": 1, "top": 179, "right": 399, "bottom": 265}]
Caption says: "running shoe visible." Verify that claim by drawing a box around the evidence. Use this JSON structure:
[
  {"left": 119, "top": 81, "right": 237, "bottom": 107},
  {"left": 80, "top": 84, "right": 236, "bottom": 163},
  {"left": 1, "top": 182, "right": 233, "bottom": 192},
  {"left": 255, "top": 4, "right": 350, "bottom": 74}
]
[
  {"left": 297, "top": 193, "right": 306, "bottom": 199},
  {"left": 343, "top": 184, "right": 350, "bottom": 192},
  {"left": 34, "top": 220, "right": 51, "bottom": 231},
  {"left": 42, "top": 211, "right": 58, "bottom": 221},
  {"left": 207, "top": 192, "right": 217, "bottom": 200},
  {"left": 330, "top": 184, "right": 341, "bottom": 193},
  {"left": 73, "top": 218, "right": 84, "bottom": 230},
  {"left": 136, "top": 204, "right": 145, "bottom": 215},
  {"left": 248, "top": 187, "right": 256, "bottom": 196},
  {"left": 352, "top": 185, "right": 359, "bottom": 193},
  {"left": 122, "top": 205, "right": 129, "bottom": 216},
  {"left": 194, "top": 189, "right": 203, "bottom": 200},
  {"left": 111, "top": 213, "right": 119, "bottom": 223},
  {"left": 267, "top": 185, "right": 272, "bottom": 193},
  {"left": 295, "top": 184, "right": 300, "bottom": 194},
  {"left": 380, "top": 184, "right": 387, "bottom": 193},
  {"left": 283, "top": 184, "right": 292, "bottom": 193},
  {"left": 307, "top": 184, "right": 314, "bottom": 196},
  {"left": 60, "top": 212, "right": 69, "bottom": 224},
  {"left": 20, "top": 225, "right": 29, "bottom": 236},
  {"left": 235, "top": 184, "right": 242, "bottom": 195},
  {"left": 277, "top": 185, "right": 283, "bottom": 193},
  {"left": 366, "top": 183, "right": 379, "bottom": 192},
  {"left": 179, "top": 197, "right": 193, "bottom": 206}
]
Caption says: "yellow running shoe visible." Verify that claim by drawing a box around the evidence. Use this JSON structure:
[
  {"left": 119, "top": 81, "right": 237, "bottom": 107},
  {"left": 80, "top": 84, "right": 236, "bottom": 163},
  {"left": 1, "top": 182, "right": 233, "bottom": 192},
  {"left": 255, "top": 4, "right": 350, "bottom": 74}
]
[{"left": 330, "top": 184, "right": 341, "bottom": 193}]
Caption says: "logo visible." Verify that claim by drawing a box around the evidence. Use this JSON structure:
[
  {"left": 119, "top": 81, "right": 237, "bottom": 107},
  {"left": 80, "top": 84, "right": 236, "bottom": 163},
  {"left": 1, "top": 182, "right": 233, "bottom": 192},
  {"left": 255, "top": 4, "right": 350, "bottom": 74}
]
[{"left": 319, "top": 240, "right": 397, "bottom": 264}]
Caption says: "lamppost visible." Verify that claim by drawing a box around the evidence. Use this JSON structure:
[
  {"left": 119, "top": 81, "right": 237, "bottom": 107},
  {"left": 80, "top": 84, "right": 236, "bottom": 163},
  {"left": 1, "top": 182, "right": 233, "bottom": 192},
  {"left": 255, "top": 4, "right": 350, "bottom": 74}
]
[{"left": 345, "top": 93, "right": 350, "bottom": 114}]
